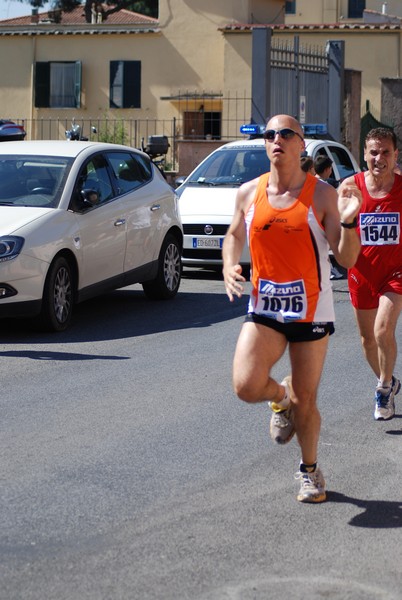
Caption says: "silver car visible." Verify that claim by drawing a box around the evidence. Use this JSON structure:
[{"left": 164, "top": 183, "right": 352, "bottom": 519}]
[{"left": 0, "top": 140, "right": 183, "bottom": 331}]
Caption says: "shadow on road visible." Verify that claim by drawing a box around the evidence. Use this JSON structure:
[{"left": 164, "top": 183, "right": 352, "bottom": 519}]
[
  {"left": 0, "top": 349, "right": 129, "bottom": 361},
  {"left": 0, "top": 269, "right": 247, "bottom": 345},
  {"left": 385, "top": 425, "right": 402, "bottom": 434},
  {"left": 327, "top": 491, "right": 402, "bottom": 528}
]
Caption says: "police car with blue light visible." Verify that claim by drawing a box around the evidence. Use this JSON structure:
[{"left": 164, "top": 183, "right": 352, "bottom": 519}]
[{"left": 177, "top": 124, "right": 360, "bottom": 269}]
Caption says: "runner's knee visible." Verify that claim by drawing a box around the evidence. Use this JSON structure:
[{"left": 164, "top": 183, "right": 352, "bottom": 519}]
[{"left": 233, "top": 378, "right": 262, "bottom": 403}]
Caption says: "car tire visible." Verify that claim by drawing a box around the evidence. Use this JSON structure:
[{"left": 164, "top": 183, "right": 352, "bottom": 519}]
[
  {"left": 142, "top": 233, "right": 182, "bottom": 300},
  {"left": 39, "top": 256, "right": 74, "bottom": 332}
]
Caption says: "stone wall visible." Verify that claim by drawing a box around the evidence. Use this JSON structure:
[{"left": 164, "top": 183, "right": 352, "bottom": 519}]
[
  {"left": 344, "top": 69, "right": 362, "bottom": 162},
  {"left": 381, "top": 78, "right": 402, "bottom": 152}
]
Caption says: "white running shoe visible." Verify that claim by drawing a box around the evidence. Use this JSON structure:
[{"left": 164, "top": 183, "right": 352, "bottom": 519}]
[
  {"left": 269, "top": 375, "right": 295, "bottom": 445},
  {"left": 295, "top": 467, "right": 326, "bottom": 503},
  {"left": 374, "top": 376, "right": 401, "bottom": 421}
]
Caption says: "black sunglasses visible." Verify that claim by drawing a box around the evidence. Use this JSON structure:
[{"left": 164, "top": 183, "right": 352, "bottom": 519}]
[{"left": 263, "top": 128, "right": 304, "bottom": 142}]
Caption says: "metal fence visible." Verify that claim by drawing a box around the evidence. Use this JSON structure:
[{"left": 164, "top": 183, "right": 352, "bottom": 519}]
[
  {"left": 269, "top": 38, "right": 329, "bottom": 126},
  {"left": 251, "top": 32, "right": 343, "bottom": 138},
  {"left": 13, "top": 94, "right": 254, "bottom": 172}
]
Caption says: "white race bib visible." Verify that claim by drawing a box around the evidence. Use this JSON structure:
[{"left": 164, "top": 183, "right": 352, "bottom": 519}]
[
  {"left": 255, "top": 278, "right": 307, "bottom": 322},
  {"left": 359, "top": 212, "right": 400, "bottom": 246}
]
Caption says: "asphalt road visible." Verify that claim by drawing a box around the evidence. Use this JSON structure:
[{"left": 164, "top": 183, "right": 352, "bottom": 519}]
[{"left": 1, "top": 269, "right": 402, "bottom": 600}]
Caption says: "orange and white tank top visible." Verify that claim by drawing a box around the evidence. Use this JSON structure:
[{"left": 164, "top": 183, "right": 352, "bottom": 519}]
[{"left": 245, "top": 173, "right": 334, "bottom": 323}]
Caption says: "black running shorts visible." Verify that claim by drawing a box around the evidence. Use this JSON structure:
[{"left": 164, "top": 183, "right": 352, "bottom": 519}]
[{"left": 245, "top": 313, "right": 335, "bottom": 342}]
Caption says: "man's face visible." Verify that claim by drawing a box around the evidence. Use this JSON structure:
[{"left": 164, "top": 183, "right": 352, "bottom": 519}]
[
  {"left": 364, "top": 137, "right": 398, "bottom": 177},
  {"left": 264, "top": 116, "right": 305, "bottom": 165}
]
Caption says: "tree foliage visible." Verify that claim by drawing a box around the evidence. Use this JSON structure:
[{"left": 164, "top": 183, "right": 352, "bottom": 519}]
[{"left": 17, "top": 1, "right": 158, "bottom": 21}]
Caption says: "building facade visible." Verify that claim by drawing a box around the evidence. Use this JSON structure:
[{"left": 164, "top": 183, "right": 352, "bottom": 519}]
[{"left": 0, "top": 0, "right": 401, "bottom": 169}]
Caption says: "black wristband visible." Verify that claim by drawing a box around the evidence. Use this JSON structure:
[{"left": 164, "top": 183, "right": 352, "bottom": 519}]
[{"left": 340, "top": 217, "right": 358, "bottom": 229}]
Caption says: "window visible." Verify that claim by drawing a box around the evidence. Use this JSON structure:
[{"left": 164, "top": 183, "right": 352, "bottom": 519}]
[
  {"left": 285, "top": 1, "right": 296, "bottom": 14},
  {"left": 327, "top": 146, "right": 356, "bottom": 181},
  {"left": 183, "top": 111, "right": 222, "bottom": 140},
  {"left": 72, "top": 154, "right": 114, "bottom": 211},
  {"left": 110, "top": 61, "right": 141, "bottom": 109},
  {"left": 186, "top": 148, "right": 270, "bottom": 184},
  {"left": 204, "top": 112, "right": 221, "bottom": 140},
  {"left": 35, "top": 62, "right": 81, "bottom": 108},
  {"left": 106, "top": 151, "right": 152, "bottom": 195},
  {"left": 348, "top": 0, "right": 365, "bottom": 18},
  {"left": 0, "top": 156, "right": 70, "bottom": 207}
]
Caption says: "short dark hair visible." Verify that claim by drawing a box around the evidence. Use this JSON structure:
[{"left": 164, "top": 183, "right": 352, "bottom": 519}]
[
  {"left": 314, "top": 155, "right": 333, "bottom": 175},
  {"left": 365, "top": 127, "right": 397, "bottom": 149},
  {"left": 300, "top": 156, "right": 314, "bottom": 173}
]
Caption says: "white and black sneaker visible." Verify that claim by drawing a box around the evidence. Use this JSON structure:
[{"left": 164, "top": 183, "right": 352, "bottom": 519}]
[
  {"left": 374, "top": 376, "right": 401, "bottom": 421},
  {"left": 269, "top": 375, "right": 295, "bottom": 445},
  {"left": 295, "top": 467, "right": 326, "bottom": 503}
]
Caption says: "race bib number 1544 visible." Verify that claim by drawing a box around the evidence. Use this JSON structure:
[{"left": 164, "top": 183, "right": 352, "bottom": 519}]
[{"left": 359, "top": 213, "right": 400, "bottom": 246}]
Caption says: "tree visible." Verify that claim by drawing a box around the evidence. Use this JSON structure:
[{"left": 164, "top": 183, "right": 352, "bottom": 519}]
[{"left": 17, "top": 1, "right": 158, "bottom": 21}]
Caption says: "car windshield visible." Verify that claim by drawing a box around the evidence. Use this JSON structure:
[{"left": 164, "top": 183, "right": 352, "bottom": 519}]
[
  {"left": 0, "top": 155, "right": 73, "bottom": 208},
  {"left": 186, "top": 147, "right": 270, "bottom": 186}
]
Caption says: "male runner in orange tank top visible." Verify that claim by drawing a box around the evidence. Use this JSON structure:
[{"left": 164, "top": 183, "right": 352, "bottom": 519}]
[
  {"left": 339, "top": 128, "right": 402, "bottom": 421},
  {"left": 223, "top": 114, "right": 362, "bottom": 503}
]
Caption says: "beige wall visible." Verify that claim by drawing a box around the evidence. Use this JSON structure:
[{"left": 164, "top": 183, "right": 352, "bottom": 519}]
[
  {"left": 0, "top": 31, "right": 178, "bottom": 128},
  {"left": 223, "top": 33, "right": 252, "bottom": 94},
  {"left": 157, "top": 0, "right": 225, "bottom": 99},
  {"left": 285, "top": 0, "right": 402, "bottom": 24},
  {"left": 284, "top": 0, "right": 340, "bottom": 23},
  {"left": 0, "top": 0, "right": 401, "bottom": 142},
  {"left": 249, "top": 0, "right": 285, "bottom": 23},
  {"left": 159, "top": 0, "right": 284, "bottom": 27},
  {"left": 0, "top": 37, "right": 34, "bottom": 117}
]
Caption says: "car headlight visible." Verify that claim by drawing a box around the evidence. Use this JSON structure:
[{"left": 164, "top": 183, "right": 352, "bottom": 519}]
[{"left": 0, "top": 236, "right": 25, "bottom": 262}]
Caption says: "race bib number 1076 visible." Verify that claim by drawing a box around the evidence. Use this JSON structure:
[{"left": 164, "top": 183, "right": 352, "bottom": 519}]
[
  {"left": 359, "top": 213, "right": 400, "bottom": 246},
  {"left": 256, "top": 278, "right": 307, "bottom": 322}
]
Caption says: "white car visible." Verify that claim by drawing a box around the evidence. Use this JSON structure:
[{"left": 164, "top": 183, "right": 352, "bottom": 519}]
[
  {"left": 0, "top": 140, "right": 183, "bottom": 331},
  {"left": 177, "top": 128, "right": 360, "bottom": 269}
]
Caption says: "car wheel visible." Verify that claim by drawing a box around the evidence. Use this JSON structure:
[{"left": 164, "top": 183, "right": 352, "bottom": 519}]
[
  {"left": 39, "top": 256, "right": 74, "bottom": 332},
  {"left": 142, "top": 234, "right": 182, "bottom": 300}
]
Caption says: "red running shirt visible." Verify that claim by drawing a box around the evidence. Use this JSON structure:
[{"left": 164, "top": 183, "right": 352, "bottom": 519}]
[{"left": 348, "top": 171, "right": 402, "bottom": 301}]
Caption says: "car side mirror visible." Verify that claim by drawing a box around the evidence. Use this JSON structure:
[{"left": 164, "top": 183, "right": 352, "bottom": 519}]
[
  {"left": 80, "top": 188, "right": 100, "bottom": 207},
  {"left": 174, "top": 176, "right": 186, "bottom": 188}
]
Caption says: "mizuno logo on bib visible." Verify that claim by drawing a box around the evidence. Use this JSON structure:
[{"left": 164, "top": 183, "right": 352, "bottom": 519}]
[
  {"left": 359, "top": 212, "right": 400, "bottom": 246},
  {"left": 256, "top": 278, "right": 307, "bottom": 322}
]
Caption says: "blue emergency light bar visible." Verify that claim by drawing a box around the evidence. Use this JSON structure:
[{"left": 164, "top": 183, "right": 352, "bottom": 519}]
[
  {"left": 240, "top": 124, "right": 266, "bottom": 135},
  {"left": 302, "top": 123, "right": 328, "bottom": 136},
  {"left": 240, "top": 123, "right": 328, "bottom": 137}
]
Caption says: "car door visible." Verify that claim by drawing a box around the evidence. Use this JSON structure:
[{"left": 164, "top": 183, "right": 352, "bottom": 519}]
[
  {"left": 325, "top": 144, "right": 359, "bottom": 183},
  {"left": 312, "top": 143, "right": 359, "bottom": 185},
  {"left": 70, "top": 153, "right": 126, "bottom": 288},
  {"left": 105, "top": 150, "right": 165, "bottom": 273}
]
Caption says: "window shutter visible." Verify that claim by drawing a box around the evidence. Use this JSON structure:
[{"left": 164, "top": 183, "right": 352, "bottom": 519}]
[
  {"left": 35, "top": 62, "right": 50, "bottom": 108},
  {"left": 123, "top": 61, "right": 141, "bottom": 109},
  {"left": 110, "top": 60, "right": 141, "bottom": 108},
  {"left": 74, "top": 61, "right": 82, "bottom": 108},
  {"left": 348, "top": 0, "right": 365, "bottom": 18}
]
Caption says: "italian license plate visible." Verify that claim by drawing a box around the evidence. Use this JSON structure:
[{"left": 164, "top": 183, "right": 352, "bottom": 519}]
[{"left": 193, "top": 237, "right": 223, "bottom": 248}]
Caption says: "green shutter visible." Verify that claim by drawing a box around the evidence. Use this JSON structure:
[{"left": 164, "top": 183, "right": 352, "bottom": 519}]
[
  {"left": 35, "top": 62, "right": 50, "bottom": 108},
  {"left": 74, "top": 61, "right": 82, "bottom": 108},
  {"left": 110, "top": 61, "right": 121, "bottom": 108},
  {"left": 123, "top": 61, "right": 141, "bottom": 109}
]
